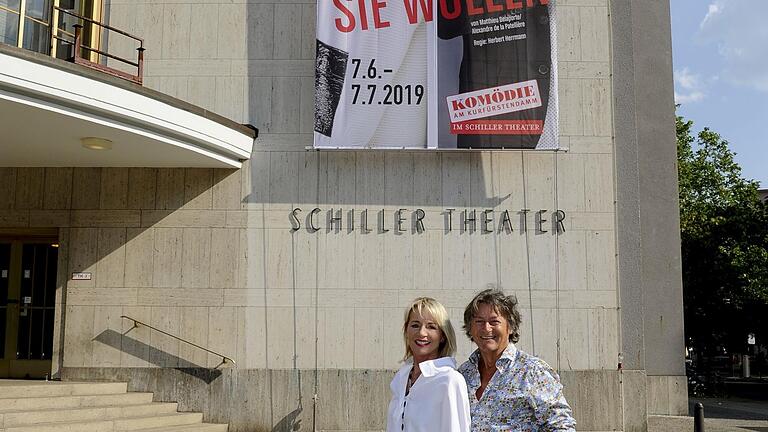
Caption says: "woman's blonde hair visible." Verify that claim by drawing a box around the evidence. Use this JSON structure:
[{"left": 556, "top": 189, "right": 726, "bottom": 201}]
[{"left": 402, "top": 297, "right": 457, "bottom": 360}]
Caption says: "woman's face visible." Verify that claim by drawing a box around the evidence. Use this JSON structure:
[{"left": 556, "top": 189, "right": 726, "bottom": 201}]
[
  {"left": 406, "top": 310, "right": 444, "bottom": 362},
  {"left": 469, "top": 303, "right": 511, "bottom": 357}
]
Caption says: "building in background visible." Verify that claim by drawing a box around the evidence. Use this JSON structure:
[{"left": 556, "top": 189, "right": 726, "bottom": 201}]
[{"left": 0, "top": 0, "right": 687, "bottom": 431}]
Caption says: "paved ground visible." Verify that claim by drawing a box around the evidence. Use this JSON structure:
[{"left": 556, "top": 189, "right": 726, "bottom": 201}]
[{"left": 689, "top": 397, "right": 768, "bottom": 432}]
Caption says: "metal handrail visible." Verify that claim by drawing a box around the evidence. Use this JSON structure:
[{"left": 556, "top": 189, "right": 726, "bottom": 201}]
[
  {"left": 73, "top": 43, "right": 140, "bottom": 67},
  {"left": 53, "top": 6, "right": 145, "bottom": 84},
  {"left": 54, "top": 6, "right": 143, "bottom": 41},
  {"left": 120, "top": 315, "right": 236, "bottom": 368}
]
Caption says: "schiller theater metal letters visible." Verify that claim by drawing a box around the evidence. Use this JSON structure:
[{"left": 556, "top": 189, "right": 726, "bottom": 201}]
[{"left": 290, "top": 208, "right": 567, "bottom": 234}]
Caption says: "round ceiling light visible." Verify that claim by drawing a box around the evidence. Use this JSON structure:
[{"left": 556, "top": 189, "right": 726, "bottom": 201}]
[{"left": 80, "top": 137, "right": 113, "bottom": 150}]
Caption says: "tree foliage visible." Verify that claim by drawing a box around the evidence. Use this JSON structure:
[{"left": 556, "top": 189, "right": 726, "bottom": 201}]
[{"left": 677, "top": 115, "right": 768, "bottom": 355}]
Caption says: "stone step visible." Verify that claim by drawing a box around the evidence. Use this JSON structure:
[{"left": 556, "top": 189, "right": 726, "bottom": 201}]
[
  {"left": 134, "top": 423, "right": 229, "bottom": 432},
  {"left": 113, "top": 412, "right": 203, "bottom": 431},
  {"left": 0, "top": 403, "right": 179, "bottom": 427},
  {"left": 0, "top": 393, "right": 154, "bottom": 413},
  {"left": 1, "top": 412, "right": 204, "bottom": 432},
  {"left": 0, "top": 379, "right": 227, "bottom": 431},
  {"left": 0, "top": 381, "right": 128, "bottom": 399}
]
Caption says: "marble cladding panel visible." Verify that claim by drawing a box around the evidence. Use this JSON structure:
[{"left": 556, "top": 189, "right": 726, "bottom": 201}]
[
  {"left": 149, "top": 306, "right": 181, "bottom": 368},
  {"left": 14, "top": 168, "right": 44, "bottom": 210},
  {"left": 99, "top": 168, "right": 130, "bottom": 210},
  {"left": 61, "top": 305, "right": 95, "bottom": 367},
  {"left": 43, "top": 168, "right": 73, "bottom": 210},
  {"left": 92, "top": 305, "right": 124, "bottom": 367},
  {"left": 186, "top": 76, "right": 218, "bottom": 113},
  {"left": 127, "top": 168, "right": 157, "bottom": 210},
  {"left": 189, "top": 4, "right": 219, "bottom": 60},
  {"left": 183, "top": 169, "right": 214, "bottom": 210},
  {"left": 0, "top": 168, "right": 16, "bottom": 209},
  {"left": 120, "top": 306, "right": 151, "bottom": 368},
  {"left": 124, "top": 228, "right": 154, "bottom": 287},
  {"left": 214, "top": 76, "right": 247, "bottom": 122},
  {"left": 95, "top": 228, "right": 127, "bottom": 288},
  {"left": 178, "top": 306, "right": 210, "bottom": 367},
  {"left": 647, "top": 375, "right": 689, "bottom": 416},
  {"left": 161, "top": 4, "right": 191, "bottom": 60},
  {"left": 180, "top": 228, "right": 212, "bottom": 288}
]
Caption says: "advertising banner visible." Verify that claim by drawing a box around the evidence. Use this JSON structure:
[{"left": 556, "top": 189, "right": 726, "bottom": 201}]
[{"left": 314, "top": 0, "right": 559, "bottom": 150}]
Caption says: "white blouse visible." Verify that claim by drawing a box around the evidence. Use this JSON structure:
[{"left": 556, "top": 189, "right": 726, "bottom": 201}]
[{"left": 386, "top": 357, "right": 471, "bottom": 432}]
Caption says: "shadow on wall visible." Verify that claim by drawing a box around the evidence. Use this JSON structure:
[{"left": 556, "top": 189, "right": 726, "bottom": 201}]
[
  {"left": 0, "top": 167, "right": 238, "bottom": 373},
  {"left": 272, "top": 407, "right": 302, "bottom": 432},
  {"left": 93, "top": 329, "right": 223, "bottom": 384},
  {"left": 0, "top": 168, "right": 243, "bottom": 371},
  {"left": 243, "top": 150, "right": 513, "bottom": 209}
]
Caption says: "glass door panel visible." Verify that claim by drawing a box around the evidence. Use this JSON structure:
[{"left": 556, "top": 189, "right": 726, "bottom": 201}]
[
  {"left": 25, "top": 0, "right": 51, "bottom": 20},
  {"left": 0, "top": 0, "right": 21, "bottom": 8},
  {"left": 22, "top": 16, "right": 50, "bottom": 53},
  {"left": 54, "top": 0, "right": 100, "bottom": 61},
  {"left": 0, "top": 238, "right": 57, "bottom": 378},
  {"left": 21, "top": 0, "right": 51, "bottom": 54},
  {"left": 0, "top": 243, "right": 10, "bottom": 360},
  {"left": 17, "top": 244, "right": 57, "bottom": 360},
  {"left": 0, "top": 7, "right": 20, "bottom": 46}
]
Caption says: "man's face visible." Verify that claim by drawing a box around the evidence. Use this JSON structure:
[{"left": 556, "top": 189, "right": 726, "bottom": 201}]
[{"left": 469, "top": 303, "right": 511, "bottom": 357}]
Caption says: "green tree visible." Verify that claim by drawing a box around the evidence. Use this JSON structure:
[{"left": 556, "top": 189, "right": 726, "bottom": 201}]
[{"left": 677, "top": 115, "right": 768, "bottom": 361}]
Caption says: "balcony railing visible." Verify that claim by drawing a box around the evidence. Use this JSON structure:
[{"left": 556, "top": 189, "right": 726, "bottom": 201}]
[{"left": 51, "top": 6, "right": 145, "bottom": 85}]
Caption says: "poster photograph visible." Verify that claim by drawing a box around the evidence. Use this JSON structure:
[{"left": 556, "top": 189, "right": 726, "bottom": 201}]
[{"left": 314, "top": 0, "right": 559, "bottom": 150}]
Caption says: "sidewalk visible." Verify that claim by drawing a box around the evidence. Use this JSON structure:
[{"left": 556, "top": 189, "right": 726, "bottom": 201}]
[{"left": 689, "top": 397, "right": 768, "bottom": 432}]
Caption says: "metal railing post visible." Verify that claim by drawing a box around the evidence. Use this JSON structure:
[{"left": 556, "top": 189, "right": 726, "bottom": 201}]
[
  {"left": 694, "top": 402, "right": 705, "bottom": 432},
  {"left": 50, "top": 0, "right": 61, "bottom": 58},
  {"left": 72, "top": 23, "right": 82, "bottom": 61},
  {"left": 137, "top": 45, "right": 145, "bottom": 84}
]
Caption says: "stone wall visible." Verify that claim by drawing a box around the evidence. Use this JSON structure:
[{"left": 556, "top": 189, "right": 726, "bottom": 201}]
[{"left": 62, "top": 367, "right": 628, "bottom": 432}]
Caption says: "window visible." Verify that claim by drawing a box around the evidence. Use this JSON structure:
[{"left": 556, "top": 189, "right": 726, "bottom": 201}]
[
  {"left": 53, "top": 0, "right": 102, "bottom": 61},
  {"left": 0, "top": 0, "right": 102, "bottom": 59}
]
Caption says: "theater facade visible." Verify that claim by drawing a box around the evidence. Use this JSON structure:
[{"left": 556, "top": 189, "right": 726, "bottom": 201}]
[{"left": 0, "top": 0, "right": 686, "bottom": 430}]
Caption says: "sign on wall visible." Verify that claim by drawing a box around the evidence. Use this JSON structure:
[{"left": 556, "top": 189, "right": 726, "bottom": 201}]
[{"left": 314, "top": 0, "right": 559, "bottom": 150}]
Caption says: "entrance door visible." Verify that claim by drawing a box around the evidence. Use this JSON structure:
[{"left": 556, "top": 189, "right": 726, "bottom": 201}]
[{"left": 0, "top": 238, "right": 58, "bottom": 379}]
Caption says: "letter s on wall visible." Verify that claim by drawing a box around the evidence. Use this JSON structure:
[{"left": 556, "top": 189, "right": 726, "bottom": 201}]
[{"left": 290, "top": 208, "right": 302, "bottom": 231}]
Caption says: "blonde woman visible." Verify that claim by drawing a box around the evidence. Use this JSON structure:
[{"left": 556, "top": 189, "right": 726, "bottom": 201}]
[{"left": 386, "top": 297, "right": 470, "bottom": 432}]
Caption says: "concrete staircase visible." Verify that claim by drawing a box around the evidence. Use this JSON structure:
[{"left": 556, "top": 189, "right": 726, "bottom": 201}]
[{"left": 0, "top": 380, "right": 227, "bottom": 432}]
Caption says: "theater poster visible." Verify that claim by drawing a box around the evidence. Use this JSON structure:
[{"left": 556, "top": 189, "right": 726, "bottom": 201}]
[{"left": 314, "top": 0, "right": 560, "bottom": 150}]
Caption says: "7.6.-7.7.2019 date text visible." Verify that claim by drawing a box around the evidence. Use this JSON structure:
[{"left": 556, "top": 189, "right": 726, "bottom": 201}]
[{"left": 350, "top": 84, "right": 425, "bottom": 105}]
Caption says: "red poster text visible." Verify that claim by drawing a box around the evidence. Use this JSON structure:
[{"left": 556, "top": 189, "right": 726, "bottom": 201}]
[{"left": 334, "top": 0, "right": 549, "bottom": 33}]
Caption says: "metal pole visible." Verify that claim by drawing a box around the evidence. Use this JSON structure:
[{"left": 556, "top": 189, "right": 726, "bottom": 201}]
[
  {"left": 137, "top": 46, "right": 145, "bottom": 85},
  {"left": 73, "top": 23, "right": 82, "bottom": 61},
  {"left": 694, "top": 402, "right": 705, "bottom": 432},
  {"left": 743, "top": 354, "right": 751, "bottom": 378},
  {"left": 17, "top": 0, "right": 27, "bottom": 48},
  {"left": 50, "top": 0, "right": 60, "bottom": 57}
]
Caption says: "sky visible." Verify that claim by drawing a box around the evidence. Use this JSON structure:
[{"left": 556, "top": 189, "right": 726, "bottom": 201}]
[{"left": 670, "top": 0, "right": 767, "bottom": 188}]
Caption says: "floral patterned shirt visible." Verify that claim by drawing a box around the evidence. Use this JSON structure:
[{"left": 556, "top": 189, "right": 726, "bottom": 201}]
[{"left": 458, "top": 345, "right": 576, "bottom": 432}]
